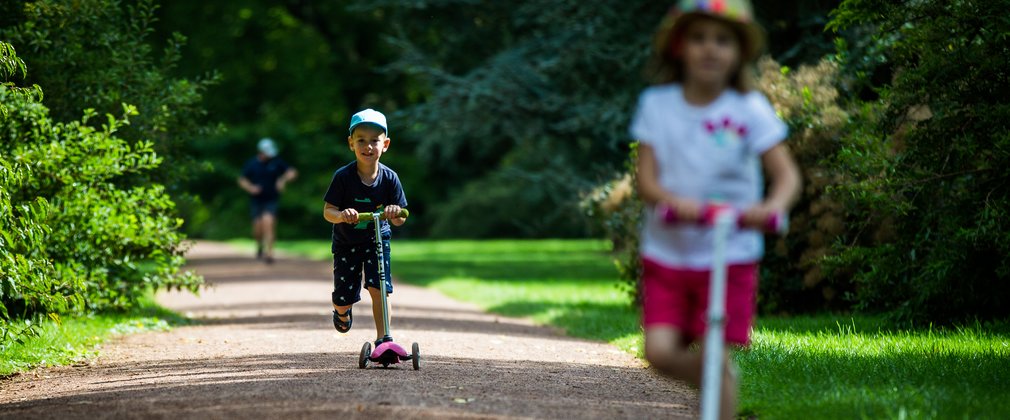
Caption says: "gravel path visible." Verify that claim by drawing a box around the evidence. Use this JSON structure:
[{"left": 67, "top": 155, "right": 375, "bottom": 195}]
[{"left": 0, "top": 241, "right": 697, "bottom": 419}]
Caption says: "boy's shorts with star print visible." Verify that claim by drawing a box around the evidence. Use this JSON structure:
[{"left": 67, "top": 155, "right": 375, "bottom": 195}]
[{"left": 331, "top": 240, "right": 392, "bottom": 306}]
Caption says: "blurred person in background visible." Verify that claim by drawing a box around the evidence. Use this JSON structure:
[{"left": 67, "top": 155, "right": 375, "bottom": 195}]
[{"left": 238, "top": 138, "right": 297, "bottom": 264}]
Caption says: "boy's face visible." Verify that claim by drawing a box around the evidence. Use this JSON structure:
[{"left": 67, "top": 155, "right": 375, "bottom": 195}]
[
  {"left": 348, "top": 125, "right": 390, "bottom": 164},
  {"left": 680, "top": 17, "right": 742, "bottom": 88}
]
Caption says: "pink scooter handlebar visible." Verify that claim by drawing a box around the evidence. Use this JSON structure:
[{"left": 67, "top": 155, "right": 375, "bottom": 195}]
[{"left": 657, "top": 203, "right": 788, "bottom": 234}]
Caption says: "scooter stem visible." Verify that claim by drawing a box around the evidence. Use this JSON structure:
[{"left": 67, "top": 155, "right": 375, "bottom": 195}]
[
  {"left": 700, "top": 210, "right": 734, "bottom": 420},
  {"left": 372, "top": 211, "right": 392, "bottom": 340}
]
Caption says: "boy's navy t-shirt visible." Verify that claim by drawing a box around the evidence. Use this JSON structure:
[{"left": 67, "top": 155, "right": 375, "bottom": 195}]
[
  {"left": 323, "top": 161, "right": 407, "bottom": 250},
  {"left": 241, "top": 157, "right": 290, "bottom": 203}
]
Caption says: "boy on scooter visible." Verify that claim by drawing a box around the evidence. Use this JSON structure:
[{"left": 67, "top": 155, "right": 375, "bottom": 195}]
[{"left": 323, "top": 108, "right": 408, "bottom": 347}]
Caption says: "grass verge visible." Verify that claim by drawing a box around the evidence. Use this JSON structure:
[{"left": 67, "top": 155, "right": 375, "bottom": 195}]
[
  {"left": 269, "top": 238, "right": 1010, "bottom": 419},
  {"left": 739, "top": 317, "right": 1010, "bottom": 419},
  {"left": 0, "top": 295, "right": 189, "bottom": 377}
]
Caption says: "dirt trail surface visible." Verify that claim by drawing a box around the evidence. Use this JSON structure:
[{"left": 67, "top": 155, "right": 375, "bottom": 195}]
[{"left": 1, "top": 241, "right": 697, "bottom": 419}]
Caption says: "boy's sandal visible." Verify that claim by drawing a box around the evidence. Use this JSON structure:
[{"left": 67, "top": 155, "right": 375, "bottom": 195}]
[{"left": 333, "top": 308, "right": 352, "bottom": 333}]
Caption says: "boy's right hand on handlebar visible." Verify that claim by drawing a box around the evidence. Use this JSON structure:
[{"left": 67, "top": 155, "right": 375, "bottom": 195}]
[{"left": 340, "top": 208, "right": 359, "bottom": 224}]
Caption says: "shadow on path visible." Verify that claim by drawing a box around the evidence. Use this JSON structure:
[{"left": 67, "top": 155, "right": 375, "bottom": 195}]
[
  {"left": 0, "top": 352, "right": 689, "bottom": 419},
  {"left": 0, "top": 241, "right": 696, "bottom": 419}
]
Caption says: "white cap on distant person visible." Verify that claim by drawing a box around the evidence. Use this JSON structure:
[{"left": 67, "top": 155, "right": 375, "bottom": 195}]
[
  {"left": 349, "top": 108, "right": 388, "bottom": 135},
  {"left": 258, "top": 137, "right": 277, "bottom": 158}
]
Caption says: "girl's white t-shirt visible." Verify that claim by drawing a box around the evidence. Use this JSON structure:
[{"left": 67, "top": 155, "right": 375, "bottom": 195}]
[{"left": 631, "top": 84, "right": 788, "bottom": 269}]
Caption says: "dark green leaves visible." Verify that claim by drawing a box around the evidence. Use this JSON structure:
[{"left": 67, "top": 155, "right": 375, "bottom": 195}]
[{"left": 0, "top": 41, "right": 201, "bottom": 344}]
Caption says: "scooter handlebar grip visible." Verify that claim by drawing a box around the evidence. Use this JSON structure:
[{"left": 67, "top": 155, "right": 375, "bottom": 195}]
[
  {"left": 658, "top": 203, "right": 787, "bottom": 234},
  {"left": 657, "top": 203, "right": 731, "bottom": 226},
  {"left": 658, "top": 203, "right": 679, "bottom": 224},
  {"left": 356, "top": 209, "right": 410, "bottom": 221},
  {"left": 765, "top": 211, "right": 789, "bottom": 234}
]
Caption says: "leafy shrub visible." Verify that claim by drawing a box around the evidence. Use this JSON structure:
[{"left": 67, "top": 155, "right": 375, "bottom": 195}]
[
  {"left": 1, "top": 0, "right": 218, "bottom": 172},
  {"left": 755, "top": 58, "right": 851, "bottom": 314},
  {"left": 824, "top": 0, "right": 1010, "bottom": 323},
  {"left": 429, "top": 152, "right": 597, "bottom": 238},
  {"left": 580, "top": 144, "right": 641, "bottom": 303},
  {"left": 0, "top": 42, "right": 201, "bottom": 342}
]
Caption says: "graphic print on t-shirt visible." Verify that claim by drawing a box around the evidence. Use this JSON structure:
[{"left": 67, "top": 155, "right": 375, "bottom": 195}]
[
  {"left": 704, "top": 116, "right": 748, "bottom": 147},
  {"left": 352, "top": 197, "right": 382, "bottom": 230}
]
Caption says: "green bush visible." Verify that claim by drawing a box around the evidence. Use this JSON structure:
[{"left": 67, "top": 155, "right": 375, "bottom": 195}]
[
  {"left": 755, "top": 58, "right": 851, "bottom": 314},
  {"left": 1, "top": 0, "right": 218, "bottom": 175},
  {"left": 580, "top": 143, "right": 641, "bottom": 303},
  {"left": 590, "top": 1, "right": 1010, "bottom": 324},
  {"left": 2, "top": 0, "right": 220, "bottom": 240},
  {"left": 0, "top": 42, "right": 201, "bottom": 342},
  {"left": 824, "top": 0, "right": 1010, "bottom": 323}
]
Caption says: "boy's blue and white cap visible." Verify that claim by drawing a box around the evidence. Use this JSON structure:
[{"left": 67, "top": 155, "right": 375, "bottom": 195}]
[
  {"left": 258, "top": 137, "right": 277, "bottom": 158},
  {"left": 349, "top": 108, "right": 388, "bottom": 135}
]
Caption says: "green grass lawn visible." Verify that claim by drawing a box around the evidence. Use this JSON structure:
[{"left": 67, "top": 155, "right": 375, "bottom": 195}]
[
  {"left": 266, "top": 238, "right": 1009, "bottom": 418},
  {"left": 0, "top": 297, "right": 188, "bottom": 376},
  {"left": 738, "top": 317, "right": 1010, "bottom": 419}
]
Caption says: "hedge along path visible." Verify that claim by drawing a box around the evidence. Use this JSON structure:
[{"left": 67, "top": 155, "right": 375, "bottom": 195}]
[{"left": 0, "top": 241, "right": 696, "bottom": 419}]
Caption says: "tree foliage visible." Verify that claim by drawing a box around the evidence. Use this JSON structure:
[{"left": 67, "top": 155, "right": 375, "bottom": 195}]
[
  {"left": 137, "top": 1, "right": 843, "bottom": 240},
  {"left": 346, "top": 0, "right": 666, "bottom": 237},
  {"left": 824, "top": 0, "right": 1010, "bottom": 322},
  {"left": 1, "top": 0, "right": 218, "bottom": 186},
  {"left": 0, "top": 58, "right": 201, "bottom": 343},
  {"left": 1, "top": 2, "right": 206, "bottom": 343},
  {"left": 335, "top": 0, "right": 842, "bottom": 237}
]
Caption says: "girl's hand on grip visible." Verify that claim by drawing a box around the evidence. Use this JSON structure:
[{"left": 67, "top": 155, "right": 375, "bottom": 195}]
[
  {"left": 665, "top": 198, "right": 703, "bottom": 223},
  {"left": 741, "top": 202, "right": 782, "bottom": 230}
]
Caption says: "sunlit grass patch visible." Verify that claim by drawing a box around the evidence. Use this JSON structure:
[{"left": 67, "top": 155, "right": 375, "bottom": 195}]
[
  {"left": 739, "top": 317, "right": 1010, "bottom": 419},
  {"left": 394, "top": 240, "right": 643, "bottom": 352}
]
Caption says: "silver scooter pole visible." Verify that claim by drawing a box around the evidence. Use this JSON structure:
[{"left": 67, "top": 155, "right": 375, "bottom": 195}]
[
  {"left": 358, "top": 209, "right": 409, "bottom": 342},
  {"left": 700, "top": 210, "right": 734, "bottom": 420}
]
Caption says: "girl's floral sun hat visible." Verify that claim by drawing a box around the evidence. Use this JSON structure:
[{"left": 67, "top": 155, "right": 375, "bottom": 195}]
[{"left": 654, "top": 0, "right": 766, "bottom": 62}]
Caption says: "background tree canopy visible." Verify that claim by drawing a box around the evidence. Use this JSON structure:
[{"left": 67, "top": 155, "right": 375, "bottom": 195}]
[
  {"left": 145, "top": 0, "right": 840, "bottom": 239},
  {"left": 4, "top": 0, "right": 1007, "bottom": 327}
]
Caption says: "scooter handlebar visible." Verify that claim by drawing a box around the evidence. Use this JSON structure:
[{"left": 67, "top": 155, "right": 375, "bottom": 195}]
[
  {"left": 657, "top": 203, "right": 788, "bottom": 234},
  {"left": 357, "top": 208, "right": 410, "bottom": 221}
]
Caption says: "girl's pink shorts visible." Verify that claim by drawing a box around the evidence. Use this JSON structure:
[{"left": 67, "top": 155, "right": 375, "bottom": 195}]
[{"left": 641, "top": 256, "right": 758, "bottom": 346}]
